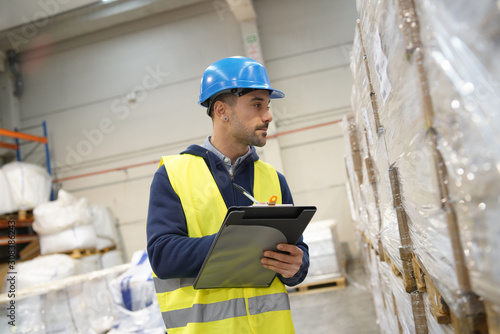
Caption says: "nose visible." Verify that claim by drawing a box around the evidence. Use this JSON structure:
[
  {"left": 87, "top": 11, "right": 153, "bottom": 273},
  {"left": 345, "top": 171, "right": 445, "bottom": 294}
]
[{"left": 262, "top": 108, "right": 273, "bottom": 124}]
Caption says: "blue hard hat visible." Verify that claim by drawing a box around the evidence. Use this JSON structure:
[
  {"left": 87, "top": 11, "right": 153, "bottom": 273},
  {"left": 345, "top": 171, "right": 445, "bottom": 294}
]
[{"left": 198, "top": 56, "right": 285, "bottom": 108}]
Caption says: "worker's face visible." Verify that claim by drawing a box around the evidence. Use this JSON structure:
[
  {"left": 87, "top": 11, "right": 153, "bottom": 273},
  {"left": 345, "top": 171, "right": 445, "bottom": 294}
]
[{"left": 226, "top": 90, "right": 273, "bottom": 147}]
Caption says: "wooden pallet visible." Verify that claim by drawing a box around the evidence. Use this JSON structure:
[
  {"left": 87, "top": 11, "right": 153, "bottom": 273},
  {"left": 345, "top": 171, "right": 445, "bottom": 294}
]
[
  {"left": 98, "top": 245, "right": 117, "bottom": 255},
  {"left": 61, "top": 248, "right": 98, "bottom": 259},
  {"left": 291, "top": 275, "right": 346, "bottom": 294},
  {"left": 46, "top": 245, "right": 117, "bottom": 259}
]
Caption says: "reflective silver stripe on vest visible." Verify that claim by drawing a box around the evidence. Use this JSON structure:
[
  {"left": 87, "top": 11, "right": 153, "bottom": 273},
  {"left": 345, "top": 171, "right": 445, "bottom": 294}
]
[
  {"left": 248, "top": 292, "right": 290, "bottom": 315},
  {"left": 153, "top": 277, "right": 196, "bottom": 293},
  {"left": 162, "top": 298, "right": 247, "bottom": 329},
  {"left": 161, "top": 292, "right": 290, "bottom": 329}
]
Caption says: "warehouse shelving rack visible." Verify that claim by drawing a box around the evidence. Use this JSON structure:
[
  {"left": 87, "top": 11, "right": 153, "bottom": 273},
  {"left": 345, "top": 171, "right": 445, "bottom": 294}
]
[{"left": 0, "top": 120, "right": 52, "bottom": 180}]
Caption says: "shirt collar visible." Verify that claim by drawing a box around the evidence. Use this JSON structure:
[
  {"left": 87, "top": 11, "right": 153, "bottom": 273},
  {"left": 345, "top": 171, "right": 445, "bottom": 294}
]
[{"left": 202, "top": 136, "right": 252, "bottom": 173}]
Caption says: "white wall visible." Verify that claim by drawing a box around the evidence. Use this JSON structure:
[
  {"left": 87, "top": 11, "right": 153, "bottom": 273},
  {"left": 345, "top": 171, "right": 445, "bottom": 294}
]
[{"left": 5, "top": 0, "right": 359, "bottom": 260}]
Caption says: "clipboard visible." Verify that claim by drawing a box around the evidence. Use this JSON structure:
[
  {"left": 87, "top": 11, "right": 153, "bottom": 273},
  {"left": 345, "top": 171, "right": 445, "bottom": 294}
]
[{"left": 193, "top": 205, "right": 317, "bottom": 289}]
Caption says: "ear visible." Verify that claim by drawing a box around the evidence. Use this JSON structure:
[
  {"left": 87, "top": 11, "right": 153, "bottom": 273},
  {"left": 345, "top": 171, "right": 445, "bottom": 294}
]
[{"left": 213, "top": 100, "right": 227, "bottom": 122}]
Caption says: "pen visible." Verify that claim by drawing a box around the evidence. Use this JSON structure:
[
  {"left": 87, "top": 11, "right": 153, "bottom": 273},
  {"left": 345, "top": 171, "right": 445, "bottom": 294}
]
[{"left": 232, "top": 183, "right": 260, "bottom": 204}]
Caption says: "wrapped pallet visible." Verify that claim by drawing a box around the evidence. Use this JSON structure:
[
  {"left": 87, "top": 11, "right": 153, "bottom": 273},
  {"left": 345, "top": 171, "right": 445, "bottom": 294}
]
[
  {"left": 379, "top": 255, "right": 418, "bottom": 334},
  {"left": 350, "top": 0, "right": 499, "bottom": 331},
  {"left": 414, "top": 0, "right": 500, "bottom": 309},
  {"left": 358, "top": 0, "right": 456, "bottom": 295}
]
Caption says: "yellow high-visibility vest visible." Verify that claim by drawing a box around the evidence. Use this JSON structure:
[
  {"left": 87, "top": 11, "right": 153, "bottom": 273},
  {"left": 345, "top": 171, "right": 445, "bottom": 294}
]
[{"left": 152, "top": 154, "right": 295, "bottom": 334}]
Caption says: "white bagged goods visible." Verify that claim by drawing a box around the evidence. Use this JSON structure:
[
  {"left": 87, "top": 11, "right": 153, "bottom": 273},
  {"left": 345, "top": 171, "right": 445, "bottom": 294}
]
[
  {"left": 90, "top": 204, "right": 121, "bottom": 247},
  {"left": 76, "top": 254, "right": 100, "bottom": 274},
  {"left": 2, "top": 161, "right": 51, "bottom": 210},
  {"left": 96, "top": 236, "right": 115, "bottom": 250},
  {"left": 100, "top": 249, "right": 125, "bottom": 269},
  {"left": 38, "top": 224, "right": 98, "bottom": 255},
  {"left": 33, "top": 189, "right": 93, "bottom": 235},
  {"left": 0, "top": 169, "right": 17, "bottom": 215},
  {"left": 109, "top": 250, "right": 164, "bottom": 332}
]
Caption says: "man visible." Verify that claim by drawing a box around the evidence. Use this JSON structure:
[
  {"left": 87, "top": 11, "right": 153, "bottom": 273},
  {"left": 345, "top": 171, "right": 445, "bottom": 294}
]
[{"left": 146, "top": 56, "right": 309, "bottom": 333}]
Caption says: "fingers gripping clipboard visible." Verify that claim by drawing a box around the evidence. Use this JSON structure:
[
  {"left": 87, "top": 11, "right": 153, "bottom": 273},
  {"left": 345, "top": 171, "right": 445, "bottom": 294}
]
[{"left": 193, "top": 205, "right": 317, "bottom": 289}]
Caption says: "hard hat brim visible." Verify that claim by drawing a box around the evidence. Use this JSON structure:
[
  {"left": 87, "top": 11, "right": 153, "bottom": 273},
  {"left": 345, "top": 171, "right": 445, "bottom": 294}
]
[{"left": 199, "top": 87, "right": 285, "bottom": 107}]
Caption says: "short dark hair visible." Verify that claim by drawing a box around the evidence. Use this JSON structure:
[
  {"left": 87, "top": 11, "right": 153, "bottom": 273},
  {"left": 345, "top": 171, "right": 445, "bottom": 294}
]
[{"left": 208, "top": 93, "right": 237, "bottom": 118}]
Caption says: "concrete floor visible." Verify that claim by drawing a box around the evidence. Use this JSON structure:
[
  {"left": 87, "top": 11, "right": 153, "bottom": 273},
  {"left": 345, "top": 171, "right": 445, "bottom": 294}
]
[{"left": 289, "top": 258, "right": 380, "bottom": 334}]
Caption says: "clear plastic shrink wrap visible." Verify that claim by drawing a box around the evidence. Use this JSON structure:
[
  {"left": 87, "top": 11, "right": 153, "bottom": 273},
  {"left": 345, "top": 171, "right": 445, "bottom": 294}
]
[
  {"left": 351, "top": 9, "right": 405, "bottom": 273},
  {"left": 377, "top": 256, "right": 407, "bottom": 333},
  {"left": 363, "top": 246, "right": 389, "bottom": 333},
  {"left": 357, "top": 0, "right": 462, "bottom": 314},
  {"left": 2, "top": 161, "right": 51, "bottom": 211},
  {"left": 414, "top": 0, "right": 500, "bottom": 306},
  {"left": 352, "top": 0, "right": 500, "bottom": 330},
  {"left": 109, "top": 250, "right": 164, "bottom": 333},
  {"left": 342, "top": 114, "right": 364, "bottom": 229},
  {"left": 379, "top": 256, "right": 417, "bottom": 334},
  {"left": 0, "top": 169, "right": 17, "bottom": 215},
  {"left": 358, "top": 130, "right": 382, "bottom": 254}
]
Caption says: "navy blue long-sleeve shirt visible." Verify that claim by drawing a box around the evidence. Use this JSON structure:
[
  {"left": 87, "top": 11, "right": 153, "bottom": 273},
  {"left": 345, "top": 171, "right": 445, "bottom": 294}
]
[{"left": 146, "top": 144, "right": 309, "bottom": 286}]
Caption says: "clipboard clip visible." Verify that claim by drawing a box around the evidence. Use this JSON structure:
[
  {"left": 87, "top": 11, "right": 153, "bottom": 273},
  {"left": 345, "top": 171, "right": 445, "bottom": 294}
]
[{"left": 267, "top": 195, "right": 278, "bottom": 206}]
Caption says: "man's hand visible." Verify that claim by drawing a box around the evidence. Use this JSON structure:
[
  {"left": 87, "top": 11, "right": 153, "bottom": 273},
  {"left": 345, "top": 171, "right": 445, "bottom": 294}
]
[{"left": 260, "top": 244, "right": 303, "bottom": 278}]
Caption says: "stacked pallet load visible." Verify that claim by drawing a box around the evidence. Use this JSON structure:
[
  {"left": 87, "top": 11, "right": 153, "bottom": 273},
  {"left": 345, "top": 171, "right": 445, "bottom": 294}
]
[
  {"left": 345, "top": 0, "right": 500, "bottom": 332},
  {"left": 0, "top": 161, "right": 52, "bottom": 284},
  {"left": 32, "top": 189, "right": 124, "bottom": 271}
]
